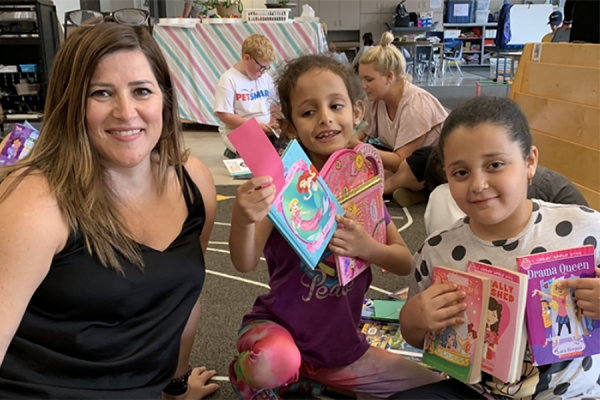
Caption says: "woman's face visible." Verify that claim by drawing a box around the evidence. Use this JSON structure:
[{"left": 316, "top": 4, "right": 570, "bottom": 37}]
[
  {"left": 358, "top": 62, "right": 391, "bottom": 102},
  {"left": 86, "top": 50, "right": 164, "bottom": 169}
]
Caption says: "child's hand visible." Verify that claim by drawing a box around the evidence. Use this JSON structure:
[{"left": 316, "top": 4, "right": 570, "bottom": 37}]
[
  {"left": 558, "top": 267, "right": 600, "bottom": 319},
  {"left": 407, "top": 283, "right": 467, "bottom": 331},
  {"left": 328, "top": 213, "right": 370, "bottom": 259},
  {"left": 233, "top": 177, "right": 275, "bottom": 225},
  {"left": 260, "top": 123, "right": 274, "bottom": 134}
]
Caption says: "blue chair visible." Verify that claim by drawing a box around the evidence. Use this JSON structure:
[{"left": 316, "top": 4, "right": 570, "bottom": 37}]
[{"left": 443, "top": 39, "right": 463, "bottom": 77}]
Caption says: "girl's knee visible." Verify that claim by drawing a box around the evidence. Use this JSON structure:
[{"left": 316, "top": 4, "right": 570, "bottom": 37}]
[{"left": 233, "top": 323, "right": 301, "bottom": 389}]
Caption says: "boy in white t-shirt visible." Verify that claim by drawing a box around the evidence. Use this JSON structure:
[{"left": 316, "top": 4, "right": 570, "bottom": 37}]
[{"left": 214, "top": 34, "right": 279, "bottom": 158}]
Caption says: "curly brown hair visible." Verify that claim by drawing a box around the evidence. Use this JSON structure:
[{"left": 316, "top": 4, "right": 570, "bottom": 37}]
[{"left": 276, "top": 54, "right": 363, "bottom": 131}]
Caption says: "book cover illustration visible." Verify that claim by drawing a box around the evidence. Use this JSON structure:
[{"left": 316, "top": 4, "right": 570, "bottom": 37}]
[
  {"left": 467, "top": 261, "right": 528, "bottom": 383},
  {"left": 423, "top": 266, "right": 490, "bottom": 384},
  {"left": 361, "top": 298, "right": 375, "bottom": 321},
  {"left": 360, "top": 321, "right": 399, "bottom": 350},
  {"left": 0, "top": 123, "right": 39, "bottom": 165},
  {"left": 517, "top": 245, "right": 600, "bottom": 366},
  {"left": 223, "top": 159, "right": 252, "bottom": 179},
  {"left": 228, "top": 120, "right": 344, "bottom": 268},
  {"left": 389, "top": 328, "right": 425, "bottom": 358},
  {"left": 320, "top": 143, "right": 387, "bottom": 285}
]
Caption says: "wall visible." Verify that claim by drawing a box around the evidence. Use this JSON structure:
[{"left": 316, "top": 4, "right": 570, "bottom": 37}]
[
  {"left": 54, "top": 0, "right": 80, "bottom": 21},
  {"left": 510, "top": 43, "right": 600, "bottom": 210}
]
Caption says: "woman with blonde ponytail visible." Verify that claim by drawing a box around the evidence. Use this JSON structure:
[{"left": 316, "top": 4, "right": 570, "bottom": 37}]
[{"left": 354, "top": 31, "right": 448, "bottom": 207}]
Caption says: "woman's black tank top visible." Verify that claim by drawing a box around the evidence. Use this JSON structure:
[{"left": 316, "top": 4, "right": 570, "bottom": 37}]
[{"left": 0, "top": 167, "right": 206, "bottom": 398}]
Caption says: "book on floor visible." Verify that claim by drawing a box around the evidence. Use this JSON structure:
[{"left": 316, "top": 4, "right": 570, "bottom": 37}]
[
  {"left": 227, "top": 119, "right": 344, "bottom": 269},
  {"left": 372, "top": 299, "right": 405, "bottom": 322},
  {"left": 320, "top": 143, "right": 387, "bottom": 286},
  {"left": 517, "top": 245, "right": 600, "bottom": 366},
  {"left": 360, "top": 320, "right": 399, "bottom": 350},
  {"left": 223, "top": 159, "right": 252, "bottom": 179},
  {"left": 423, "top": 266, "right": 491, "bottom": 384},
  {"left": 467, "top": 261, "right": 528, "bottom": 383}
]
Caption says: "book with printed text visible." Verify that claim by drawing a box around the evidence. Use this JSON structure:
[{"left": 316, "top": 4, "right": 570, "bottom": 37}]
[
  {"left": 423, "top": 266, "right": 491, "bottom": 384},
  {"left": 320, "top": 144, "right": 387, "bottom": 286},
  {"left": 467, "top": 261, "right": 528, "bottom": 383},
  {"left": 0, "top": 123, "right": 39, "bottom": 165},
  {"left": 517, "top": 245, "right": 600, "bottom": 366},
  {"left": 223, "top": 159, "right": 252, "bottom": 179}
]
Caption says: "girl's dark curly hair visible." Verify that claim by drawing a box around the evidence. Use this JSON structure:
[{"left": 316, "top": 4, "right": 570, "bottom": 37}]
[{"left": 276, "top": 54, "right": 362, "bottom": 129}]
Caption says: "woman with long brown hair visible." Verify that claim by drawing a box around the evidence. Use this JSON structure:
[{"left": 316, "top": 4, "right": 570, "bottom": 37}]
[{"left": 0, "top": 23, "right": 218, "bottom": 398}]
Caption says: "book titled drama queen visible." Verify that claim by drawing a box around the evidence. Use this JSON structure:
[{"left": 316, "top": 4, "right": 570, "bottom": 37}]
[{"left": 517, "top": 245, "right": 600, "bottom": 366}]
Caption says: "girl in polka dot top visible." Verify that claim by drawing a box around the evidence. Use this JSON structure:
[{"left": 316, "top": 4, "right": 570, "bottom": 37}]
[{"left": 394, "top": 97, "right": 600, "bottom": 400}]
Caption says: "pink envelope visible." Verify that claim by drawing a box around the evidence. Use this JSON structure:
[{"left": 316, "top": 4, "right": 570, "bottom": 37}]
[{"left": 227, "top": 118, "right": 285, "bottom": 194}]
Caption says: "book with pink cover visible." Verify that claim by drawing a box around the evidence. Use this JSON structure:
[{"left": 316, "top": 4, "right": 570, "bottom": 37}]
[
  {"left": 320, "top": 144, "right": 387, "bottom": 286},
  {"left": 227, "top": 119, "right": 344, "bottom": 268},
  {"left": 517, "top": 245, "right": 600, "bottom": 366},
  {"left": 423, "top": 266, "right": 490, "bottom": 384},
  {"left": 467, "top": 261, "right": 528, "bottom": 383}
]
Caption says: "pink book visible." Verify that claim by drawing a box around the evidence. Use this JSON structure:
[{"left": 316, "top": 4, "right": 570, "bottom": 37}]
[
  {"left": 320, "top": 144, "right": 387, "bottom": 286},
  {"left": 467, "top": 261, "right": 528, "bottom": 383},
  {"left": 517, "top": 245, "right": 600, "bottom": 366}
]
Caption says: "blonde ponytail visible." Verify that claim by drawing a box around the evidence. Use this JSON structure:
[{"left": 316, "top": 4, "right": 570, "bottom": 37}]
[
  {"left": 359, "top": 31, "right": 412, "bottom": 82},
  {"left": 379, "top": 31, "right": 395, "bottom": 47}
]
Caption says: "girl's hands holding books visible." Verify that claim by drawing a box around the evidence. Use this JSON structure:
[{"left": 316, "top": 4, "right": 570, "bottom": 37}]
[
  {"left": 558, "top": 267, "right": 600, "bottom": 319},
  {"left": 329, "top": 213, "right": 371, "bottom": 259},
  {"left": 408, "top": 283, "right": 468, "bottom": 331},
  {"left": 233, "top": 176, "right": 276, "bottom": 225}
]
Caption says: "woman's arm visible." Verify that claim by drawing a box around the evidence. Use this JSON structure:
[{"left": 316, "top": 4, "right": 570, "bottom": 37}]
[
  {"left": 0, "top": 173, "right": 68, "bottom": 365},
  {"left": 380, "top": 135, "right": 426, "bottom": 173},
  {"left": 163, "top": 158, "right": 219, "bottom": 400}
]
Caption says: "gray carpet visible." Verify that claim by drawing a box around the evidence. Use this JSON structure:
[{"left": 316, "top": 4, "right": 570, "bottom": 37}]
[{"left": 190, "top": 185, "right": 428, "bottom": 399}]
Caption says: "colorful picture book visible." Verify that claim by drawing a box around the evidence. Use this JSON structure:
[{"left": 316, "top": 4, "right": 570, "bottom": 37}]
[
  {"left": 223, "top": 159, "right": 252, "bottom": 179},
  {"left": 517, "top": 245, "right": 600, "bottom": 366},
  {"left": 360, "top": 321, "right": 399, "bottom": 350},
  {"left": 423, "top": 266, "right": 491, "bottom": 384},
  {"left": 320, "top": 144, "right": 387, "bottom": 286},
  {"left": 227, "top": 119, "right": 344, "bottom": 268},
  {"left": 467, "top": 261, "right": 528, "bottom": 383},
  {"left": 0, "top": 123, "right": 39, "bottom": 165},
  {"left": 360, "top": 299, "right": 424, "bottom": 362}
]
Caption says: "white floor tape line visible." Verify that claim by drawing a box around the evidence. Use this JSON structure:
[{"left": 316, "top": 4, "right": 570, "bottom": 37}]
[
  {"left": 206, "top": 270, "right": 270, "bottom": 289},
  {"left": 207, "top": 247, "right": 265, "bottom": 262},
  {"left": 396, "top": 207, "right": 413, "bottom": 232}
]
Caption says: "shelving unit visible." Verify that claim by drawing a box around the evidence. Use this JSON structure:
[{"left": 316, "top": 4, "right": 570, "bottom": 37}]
[
  {"left": 443, "top": 22, "right": 497, "bottom": 66},
  {"left": 0, "top": 0, "right": 60, "bottom": 129}
]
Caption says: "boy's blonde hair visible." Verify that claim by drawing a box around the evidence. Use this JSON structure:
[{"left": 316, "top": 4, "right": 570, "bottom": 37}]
[
  {"left": 242, "top": 34, "right": 276, "bottom": 62},
  {"left": 359, "top": 31, "right": 412, "bottom": 82}
]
